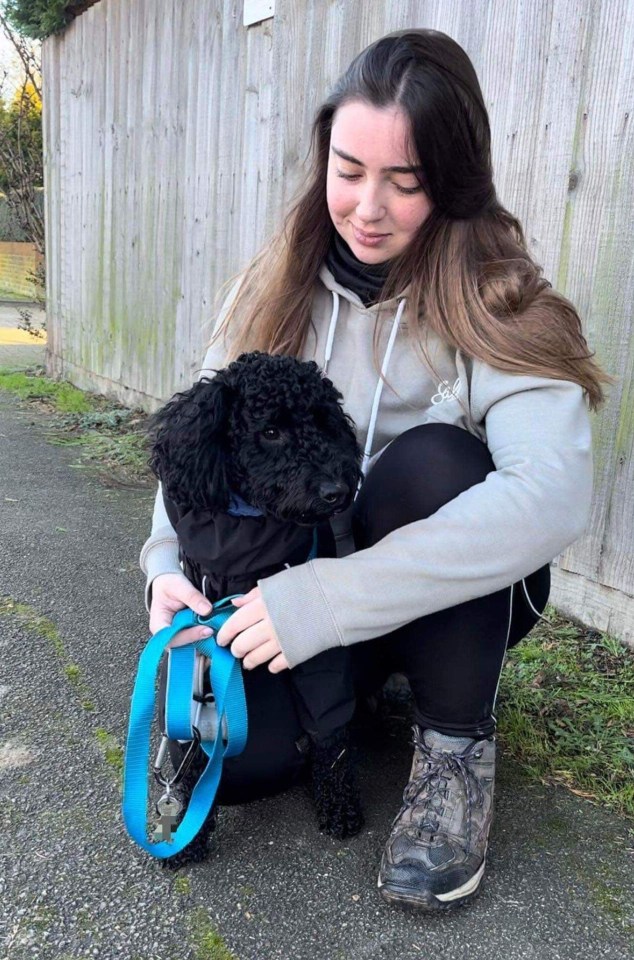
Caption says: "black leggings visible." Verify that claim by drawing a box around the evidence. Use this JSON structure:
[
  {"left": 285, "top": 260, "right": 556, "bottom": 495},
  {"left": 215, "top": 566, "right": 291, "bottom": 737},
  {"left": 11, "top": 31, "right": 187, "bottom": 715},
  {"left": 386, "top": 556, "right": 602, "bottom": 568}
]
[
  {"left": 349, "top": 423, "right": 550, "bottom": 739},
  {"left": 171, "top": 423, "right": 550, "bottom": 804}
]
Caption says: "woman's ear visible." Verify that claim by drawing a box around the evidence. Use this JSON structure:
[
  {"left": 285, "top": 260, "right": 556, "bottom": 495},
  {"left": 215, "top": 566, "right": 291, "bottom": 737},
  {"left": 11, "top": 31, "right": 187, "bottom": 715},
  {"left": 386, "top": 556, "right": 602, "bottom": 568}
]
[{"left": 148, "top": 376, "right": 233, "bottom": 512}]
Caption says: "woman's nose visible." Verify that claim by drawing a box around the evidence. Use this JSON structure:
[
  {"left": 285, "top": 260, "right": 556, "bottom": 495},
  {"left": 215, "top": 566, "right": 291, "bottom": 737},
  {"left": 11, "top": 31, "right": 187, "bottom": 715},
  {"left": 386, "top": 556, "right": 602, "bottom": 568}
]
[{"left": 356, "top": 183, "right": 386, "bottom": 222}]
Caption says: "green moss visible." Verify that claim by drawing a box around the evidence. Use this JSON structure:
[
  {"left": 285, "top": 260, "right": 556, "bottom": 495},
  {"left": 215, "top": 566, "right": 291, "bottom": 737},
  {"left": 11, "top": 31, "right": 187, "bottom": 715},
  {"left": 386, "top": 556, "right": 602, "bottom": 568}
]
[
  {"left": 615, "top": 383, "right": 634, "bottom": 459},
  {"left": 0, "top": 597, "right": 123, "bottom": 782},
  {"left": 65, "top": 663, "right": 81, "bottom": 683},
  {"left": 0, "top": 597, "right": 99, "bottom": 709},
  {"left": 569, "top": 854, "right": 634, "bottom": 936},
  {"left": 30, "top": 905, "right": 58, "bottom": 933},
  {"left": 94, "top": 727, "right": 124, "bottom": 778},
  {"left": 174, "top": 875, "right": 192, "bottom": 896},
  {"left": 0, "top": 597, "right": 64, "bottom": 652},
  {"left": 188, "top": 908, "right": 237, "bottom": 960}
]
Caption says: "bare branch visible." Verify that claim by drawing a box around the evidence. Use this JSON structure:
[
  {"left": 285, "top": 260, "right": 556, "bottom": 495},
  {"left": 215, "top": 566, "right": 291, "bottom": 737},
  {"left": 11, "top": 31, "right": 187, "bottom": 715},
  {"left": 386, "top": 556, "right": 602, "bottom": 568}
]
[{"left": 0, "top": 13, "right": 42, "bottom": 102}]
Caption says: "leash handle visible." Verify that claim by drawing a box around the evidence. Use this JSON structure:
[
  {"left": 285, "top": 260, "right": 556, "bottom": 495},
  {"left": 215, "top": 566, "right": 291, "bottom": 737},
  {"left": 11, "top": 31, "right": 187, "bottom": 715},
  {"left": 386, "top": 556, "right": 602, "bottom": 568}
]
[{"left": 122, "top": 596, "right": 248, "bottom": 859}]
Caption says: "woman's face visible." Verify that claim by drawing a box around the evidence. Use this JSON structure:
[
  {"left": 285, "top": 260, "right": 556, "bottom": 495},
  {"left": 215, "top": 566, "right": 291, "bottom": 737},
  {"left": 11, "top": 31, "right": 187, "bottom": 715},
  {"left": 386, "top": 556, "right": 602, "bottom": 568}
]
[{"left": 326, "top": 101, "right": 433, "bottom": 264}]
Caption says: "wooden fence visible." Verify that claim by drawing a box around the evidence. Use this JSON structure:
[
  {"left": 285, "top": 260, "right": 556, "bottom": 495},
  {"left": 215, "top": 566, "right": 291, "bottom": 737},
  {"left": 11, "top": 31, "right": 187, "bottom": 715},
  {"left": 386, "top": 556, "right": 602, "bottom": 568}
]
[{"left": 42, "top": 0, "right": 634, "bottom": 643}]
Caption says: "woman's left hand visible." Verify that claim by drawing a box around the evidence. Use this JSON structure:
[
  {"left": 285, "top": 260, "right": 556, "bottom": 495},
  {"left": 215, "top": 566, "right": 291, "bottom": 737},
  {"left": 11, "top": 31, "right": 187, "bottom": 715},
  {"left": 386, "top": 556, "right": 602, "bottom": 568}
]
[{"left": 215, "top": 586, "right": 290, "bottom": 673}]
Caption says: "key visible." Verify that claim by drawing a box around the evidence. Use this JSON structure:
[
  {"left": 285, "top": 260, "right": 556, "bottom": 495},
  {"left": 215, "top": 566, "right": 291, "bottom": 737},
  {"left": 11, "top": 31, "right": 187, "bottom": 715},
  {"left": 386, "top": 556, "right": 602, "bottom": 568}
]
[{"left": 152, "top": 793, "right": 182, "bottom": 843}]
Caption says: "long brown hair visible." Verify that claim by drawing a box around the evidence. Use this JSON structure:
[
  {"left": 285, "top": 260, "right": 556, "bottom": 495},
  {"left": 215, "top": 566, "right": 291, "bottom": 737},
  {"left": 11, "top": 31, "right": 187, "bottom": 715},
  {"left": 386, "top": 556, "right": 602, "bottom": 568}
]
[{"left": 211, "top": 28, "right": 614, "bottom": 412}]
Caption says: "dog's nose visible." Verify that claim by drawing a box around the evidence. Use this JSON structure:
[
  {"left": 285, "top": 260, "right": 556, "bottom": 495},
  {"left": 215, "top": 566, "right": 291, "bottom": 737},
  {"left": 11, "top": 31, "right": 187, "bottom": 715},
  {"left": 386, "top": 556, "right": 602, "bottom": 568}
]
[{"left": 317, "top": 481, "right": 349, "bottom": 509}]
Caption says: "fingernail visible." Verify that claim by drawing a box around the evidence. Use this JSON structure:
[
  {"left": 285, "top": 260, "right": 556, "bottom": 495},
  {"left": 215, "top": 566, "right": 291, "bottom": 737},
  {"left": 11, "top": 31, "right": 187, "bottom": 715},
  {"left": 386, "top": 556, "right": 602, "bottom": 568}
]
[
  {"left": 201, "top": 628, "right": 213, "bottom": 637},
  {"left": 199, "top": 605, "right": 212, "bottom": 616}
]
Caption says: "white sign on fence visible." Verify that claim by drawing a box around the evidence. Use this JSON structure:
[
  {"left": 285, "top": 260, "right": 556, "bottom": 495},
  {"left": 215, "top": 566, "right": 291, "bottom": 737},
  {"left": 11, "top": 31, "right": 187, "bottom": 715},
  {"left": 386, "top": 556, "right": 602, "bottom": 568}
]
[{"left": 244, "top": 0, "right": 275, "bottom": 27}]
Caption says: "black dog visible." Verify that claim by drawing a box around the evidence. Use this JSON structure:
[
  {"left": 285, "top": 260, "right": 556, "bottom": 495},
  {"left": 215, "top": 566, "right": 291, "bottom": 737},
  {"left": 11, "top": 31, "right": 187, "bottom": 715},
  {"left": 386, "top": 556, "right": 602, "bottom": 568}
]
[{"left": 148, "top": 351, "right": 365, "bottom": 865}]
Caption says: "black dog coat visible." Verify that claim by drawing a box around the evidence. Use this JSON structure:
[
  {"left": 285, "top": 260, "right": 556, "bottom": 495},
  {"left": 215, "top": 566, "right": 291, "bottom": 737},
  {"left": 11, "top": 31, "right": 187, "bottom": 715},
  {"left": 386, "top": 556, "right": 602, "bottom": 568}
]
[{"left": 162, "top": 490, "right": 357, "bottom": 749}]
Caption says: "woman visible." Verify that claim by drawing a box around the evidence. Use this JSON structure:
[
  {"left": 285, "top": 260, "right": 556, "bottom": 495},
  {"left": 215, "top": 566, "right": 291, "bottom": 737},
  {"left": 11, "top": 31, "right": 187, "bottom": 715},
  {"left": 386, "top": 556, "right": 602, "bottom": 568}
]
[{"left": 140, "top": 28, "right": 612, "bottom": 911}]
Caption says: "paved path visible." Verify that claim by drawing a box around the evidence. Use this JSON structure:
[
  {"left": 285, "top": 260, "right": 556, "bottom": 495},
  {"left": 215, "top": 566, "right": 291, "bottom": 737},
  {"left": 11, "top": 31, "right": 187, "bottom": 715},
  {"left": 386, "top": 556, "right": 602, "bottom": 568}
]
[
  {"left": 0, "top": 301, "right": 46, "bottom": 369},
  {"left": 0, "top": 382, "right": 632, "bottom": 960}
]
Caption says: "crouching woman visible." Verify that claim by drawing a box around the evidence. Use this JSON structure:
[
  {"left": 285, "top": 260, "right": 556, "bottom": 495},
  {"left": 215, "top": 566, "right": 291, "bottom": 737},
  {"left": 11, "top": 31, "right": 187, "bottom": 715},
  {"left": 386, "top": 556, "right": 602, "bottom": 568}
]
[{"left": 140, "top": 28, "right": 612, "bottom": 911}]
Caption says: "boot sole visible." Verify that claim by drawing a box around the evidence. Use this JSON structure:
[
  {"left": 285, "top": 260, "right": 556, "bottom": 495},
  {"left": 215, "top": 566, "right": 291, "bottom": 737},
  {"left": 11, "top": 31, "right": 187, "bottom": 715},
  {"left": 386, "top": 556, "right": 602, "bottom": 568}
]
[{"left": 378, "top": 859, "right": 486, "bottom": 912}]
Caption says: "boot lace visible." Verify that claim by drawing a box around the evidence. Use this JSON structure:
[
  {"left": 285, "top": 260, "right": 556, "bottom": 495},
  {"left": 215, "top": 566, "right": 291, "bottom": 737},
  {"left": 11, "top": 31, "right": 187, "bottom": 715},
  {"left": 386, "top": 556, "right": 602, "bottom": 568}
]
[{"left": 394, "top": 725, "right": 486, "bottom": 856}]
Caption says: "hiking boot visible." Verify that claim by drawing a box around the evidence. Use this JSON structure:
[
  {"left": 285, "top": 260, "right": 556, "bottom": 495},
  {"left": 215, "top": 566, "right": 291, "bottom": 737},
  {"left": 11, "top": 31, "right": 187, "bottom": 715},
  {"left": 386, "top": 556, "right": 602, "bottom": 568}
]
[{"left": 378, "top": 724, "right": 495, "bottom": 911}]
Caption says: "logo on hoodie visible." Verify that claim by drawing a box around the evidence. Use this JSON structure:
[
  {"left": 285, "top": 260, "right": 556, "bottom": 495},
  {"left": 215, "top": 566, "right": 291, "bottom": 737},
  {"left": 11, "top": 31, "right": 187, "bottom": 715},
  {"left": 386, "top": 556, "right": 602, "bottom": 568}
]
[{"left": 431, "top": 377, "right": 462, "bottom": 405}]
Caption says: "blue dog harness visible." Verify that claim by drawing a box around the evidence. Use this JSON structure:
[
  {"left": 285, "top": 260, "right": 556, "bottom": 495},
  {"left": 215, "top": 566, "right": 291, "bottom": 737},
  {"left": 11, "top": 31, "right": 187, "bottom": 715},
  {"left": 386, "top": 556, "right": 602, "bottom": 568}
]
[{"left": 122, "top": 598, "right": 248, "bottom": 859}]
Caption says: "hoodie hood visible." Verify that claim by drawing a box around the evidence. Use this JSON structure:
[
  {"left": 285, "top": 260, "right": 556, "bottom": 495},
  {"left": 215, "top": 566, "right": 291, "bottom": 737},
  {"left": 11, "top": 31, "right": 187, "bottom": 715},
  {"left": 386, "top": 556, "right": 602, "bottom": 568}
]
[
  {"left": 318, "top": 263, "right": 410, "bottom": 484},
  {"left": 318, "top": 262, "right": 412, "bottom": 312}
]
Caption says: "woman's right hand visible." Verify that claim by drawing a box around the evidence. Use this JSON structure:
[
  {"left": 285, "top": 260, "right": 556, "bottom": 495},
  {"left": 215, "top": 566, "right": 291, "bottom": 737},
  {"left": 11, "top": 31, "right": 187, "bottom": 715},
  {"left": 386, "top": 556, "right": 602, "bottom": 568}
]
[{"left": 149, "top": 572, "right": 215, "bottom": 648}]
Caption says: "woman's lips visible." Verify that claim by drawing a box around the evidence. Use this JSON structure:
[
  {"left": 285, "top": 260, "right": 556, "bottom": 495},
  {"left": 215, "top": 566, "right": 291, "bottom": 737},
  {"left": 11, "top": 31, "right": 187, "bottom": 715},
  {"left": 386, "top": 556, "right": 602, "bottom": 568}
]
[{"left": 351, "top": 224, "right": 390, "bottom": 246}]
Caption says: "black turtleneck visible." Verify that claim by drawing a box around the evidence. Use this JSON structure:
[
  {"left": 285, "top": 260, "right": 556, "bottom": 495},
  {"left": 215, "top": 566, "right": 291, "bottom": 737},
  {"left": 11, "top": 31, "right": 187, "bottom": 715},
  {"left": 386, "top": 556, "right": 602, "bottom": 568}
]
[{"left": 325, "top": 232, "right": 395, "bottom": 307}]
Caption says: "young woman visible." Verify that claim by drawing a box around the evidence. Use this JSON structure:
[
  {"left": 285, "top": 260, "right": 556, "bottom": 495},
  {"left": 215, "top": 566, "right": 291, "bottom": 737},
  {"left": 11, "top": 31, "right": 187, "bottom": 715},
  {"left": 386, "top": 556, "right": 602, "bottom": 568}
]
[{"left": 140, "top": 28, "right": 612, "bottom": 911}]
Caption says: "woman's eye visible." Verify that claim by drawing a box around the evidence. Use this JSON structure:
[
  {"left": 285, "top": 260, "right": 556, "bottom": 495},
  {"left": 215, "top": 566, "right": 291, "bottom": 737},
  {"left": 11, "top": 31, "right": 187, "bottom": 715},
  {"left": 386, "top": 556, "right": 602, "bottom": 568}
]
[
  {"left": 262, "top": 427, "right": 281, "bottom": 441},
  {"left": 335, "top": 171, "right": 421, "bottom": 195}
]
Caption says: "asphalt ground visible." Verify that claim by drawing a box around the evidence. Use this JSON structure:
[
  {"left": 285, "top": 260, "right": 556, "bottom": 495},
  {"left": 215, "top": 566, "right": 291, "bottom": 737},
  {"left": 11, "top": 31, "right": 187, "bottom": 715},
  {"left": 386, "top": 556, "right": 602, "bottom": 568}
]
[{"left": 1, "top": 330, "right": 633, "bottom": 959}]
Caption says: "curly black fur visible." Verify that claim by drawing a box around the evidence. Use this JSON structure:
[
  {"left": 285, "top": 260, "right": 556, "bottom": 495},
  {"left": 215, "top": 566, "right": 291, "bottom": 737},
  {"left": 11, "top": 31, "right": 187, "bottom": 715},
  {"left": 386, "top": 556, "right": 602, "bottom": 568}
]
[
  {"left": 151, "top": 352, "right": 366, "bottom": 863},
  {"left": 309, "top": 729, "right": 364, "bottom": 840},
  {"left": 147, "top": 351, "right": 363, "bottom": 522},
  {"left": 160, "top": 745, "right": 217, "bottom": 871}
]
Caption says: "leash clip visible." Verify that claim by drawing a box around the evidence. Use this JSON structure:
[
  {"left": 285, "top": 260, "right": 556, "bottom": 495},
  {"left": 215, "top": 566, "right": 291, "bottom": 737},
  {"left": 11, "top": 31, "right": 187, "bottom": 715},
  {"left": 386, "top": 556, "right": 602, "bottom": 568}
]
[{"left": 152, "top": 728, "right": 202, "bottom": 790}]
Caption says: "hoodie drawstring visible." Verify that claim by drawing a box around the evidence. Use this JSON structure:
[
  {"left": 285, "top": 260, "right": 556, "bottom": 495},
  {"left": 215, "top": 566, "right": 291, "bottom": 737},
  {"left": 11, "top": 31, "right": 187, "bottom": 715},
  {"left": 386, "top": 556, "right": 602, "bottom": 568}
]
[
  {"left": 361, "top": 297, "right": 407, "bottom": 478},
  {"left": 323, "top": 290, "right": 340, "bottom": 376},
  {"left": 322, "top": 290, "right": 407, "bottom": 486}
]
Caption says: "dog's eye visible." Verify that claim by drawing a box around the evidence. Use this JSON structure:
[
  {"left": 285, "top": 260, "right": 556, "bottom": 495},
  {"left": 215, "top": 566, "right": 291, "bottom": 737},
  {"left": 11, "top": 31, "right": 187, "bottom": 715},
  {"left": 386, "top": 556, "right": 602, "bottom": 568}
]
[{"left": 262, "top": 427, "right": 281, "bottom": 441}]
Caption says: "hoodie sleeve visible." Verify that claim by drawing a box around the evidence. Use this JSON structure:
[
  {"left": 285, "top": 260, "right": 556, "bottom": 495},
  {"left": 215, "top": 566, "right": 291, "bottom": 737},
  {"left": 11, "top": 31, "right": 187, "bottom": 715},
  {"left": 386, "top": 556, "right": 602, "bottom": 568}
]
[
  {"left": 258, "top": 367, "right": 594, "bottom": 669},
  {"left": 138, "top": 276, "right": 244, "bottom": 613}
]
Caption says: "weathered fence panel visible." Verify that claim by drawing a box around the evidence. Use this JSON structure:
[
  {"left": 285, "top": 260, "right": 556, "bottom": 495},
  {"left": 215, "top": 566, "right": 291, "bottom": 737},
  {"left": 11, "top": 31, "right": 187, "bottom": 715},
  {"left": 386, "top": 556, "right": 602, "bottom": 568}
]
[{"left": 42, "top": 0, "right": 634, "bottom": 642}]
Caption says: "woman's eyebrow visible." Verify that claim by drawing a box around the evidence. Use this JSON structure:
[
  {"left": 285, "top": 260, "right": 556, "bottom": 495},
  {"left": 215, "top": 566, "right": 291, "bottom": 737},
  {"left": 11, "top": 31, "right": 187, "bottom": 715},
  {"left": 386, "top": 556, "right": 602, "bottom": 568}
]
[{"left": 331, "top": 145, "right": 422, "bottom": 174}]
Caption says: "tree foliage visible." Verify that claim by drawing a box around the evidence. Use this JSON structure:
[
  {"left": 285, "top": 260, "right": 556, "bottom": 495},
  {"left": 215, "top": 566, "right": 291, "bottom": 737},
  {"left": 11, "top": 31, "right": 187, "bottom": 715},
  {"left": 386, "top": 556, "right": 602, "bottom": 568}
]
[
  {"left": 0, "top": 11, "right": 44, "bottom": 253},
  {"left": 4, "top": 0, "right": 81, "bottom": 40},
  {"left": 0, "top": 81, "right": 43, "bottom": 194}
]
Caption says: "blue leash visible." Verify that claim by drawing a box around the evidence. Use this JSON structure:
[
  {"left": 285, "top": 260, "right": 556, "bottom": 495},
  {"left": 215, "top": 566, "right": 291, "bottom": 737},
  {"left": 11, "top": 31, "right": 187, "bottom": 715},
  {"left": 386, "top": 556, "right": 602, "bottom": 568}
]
[{"left": 122, "top": 596, "right": 248, "bottom": 859}]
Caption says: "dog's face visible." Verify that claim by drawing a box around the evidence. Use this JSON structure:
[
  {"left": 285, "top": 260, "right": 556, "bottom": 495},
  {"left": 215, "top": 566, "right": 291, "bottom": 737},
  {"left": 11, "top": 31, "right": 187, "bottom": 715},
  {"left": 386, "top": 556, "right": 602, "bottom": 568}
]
[{"left": 149, "top": 351, "right": 363, "bottom": 525}]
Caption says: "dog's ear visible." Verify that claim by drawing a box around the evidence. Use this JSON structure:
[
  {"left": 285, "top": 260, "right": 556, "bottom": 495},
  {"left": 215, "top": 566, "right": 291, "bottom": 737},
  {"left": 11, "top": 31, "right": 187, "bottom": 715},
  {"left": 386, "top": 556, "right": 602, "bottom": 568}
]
[{"left": 148, "top": 376, "right": 233, "bottom": 512}]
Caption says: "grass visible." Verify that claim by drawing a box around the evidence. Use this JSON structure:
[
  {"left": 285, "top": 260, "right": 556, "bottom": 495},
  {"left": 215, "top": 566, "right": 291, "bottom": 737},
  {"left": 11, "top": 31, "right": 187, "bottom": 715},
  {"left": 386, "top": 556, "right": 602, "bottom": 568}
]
[
  {"left": 0, "top": 367, "right": 92, "bottom": 412},
  {"left": 497, "top": 605, "right": 634, "bottom": 819},
  {"left": 0, "top": 365, "right": 153, "bottom": 485}
]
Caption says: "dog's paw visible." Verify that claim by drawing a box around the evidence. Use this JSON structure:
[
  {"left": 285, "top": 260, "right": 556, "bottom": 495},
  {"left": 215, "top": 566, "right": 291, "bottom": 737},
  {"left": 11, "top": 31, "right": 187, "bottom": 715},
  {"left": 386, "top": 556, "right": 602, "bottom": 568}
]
[
  {"left": 316, "top": 786, "right": 364, "bottom": 840},
  {"left": 159, "top": 833, "right": 213, "bottom": 870},
  {"left": 157, "top": 798, "right": 218, "bottom": 870},
  {"left": 309, "top": 732, "right": 364, "bottom": 840}
]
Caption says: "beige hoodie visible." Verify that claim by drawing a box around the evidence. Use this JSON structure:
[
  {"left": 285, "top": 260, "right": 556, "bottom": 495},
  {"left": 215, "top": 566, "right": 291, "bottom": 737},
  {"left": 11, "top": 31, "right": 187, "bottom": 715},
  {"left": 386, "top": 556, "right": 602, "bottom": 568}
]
[{"left": 140, "top": 264, "right": 593, "bottom": 668}]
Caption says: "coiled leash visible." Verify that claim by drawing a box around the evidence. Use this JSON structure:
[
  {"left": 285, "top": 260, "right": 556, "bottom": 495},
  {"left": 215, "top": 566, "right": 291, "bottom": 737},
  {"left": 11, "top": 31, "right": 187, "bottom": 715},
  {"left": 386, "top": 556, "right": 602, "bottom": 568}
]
[{"left": 122, "top": 596, "right": 248, "bottom": 859}]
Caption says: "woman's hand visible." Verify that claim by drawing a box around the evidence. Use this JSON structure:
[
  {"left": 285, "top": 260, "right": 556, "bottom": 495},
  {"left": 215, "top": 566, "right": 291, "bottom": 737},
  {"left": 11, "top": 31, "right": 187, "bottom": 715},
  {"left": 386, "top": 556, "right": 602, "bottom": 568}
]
[
  {"left": 149, "top": 572, "right": 215, "bottom": 649},
  {"left": 216, "top": 586, "right": 290, "bottom": 673}
]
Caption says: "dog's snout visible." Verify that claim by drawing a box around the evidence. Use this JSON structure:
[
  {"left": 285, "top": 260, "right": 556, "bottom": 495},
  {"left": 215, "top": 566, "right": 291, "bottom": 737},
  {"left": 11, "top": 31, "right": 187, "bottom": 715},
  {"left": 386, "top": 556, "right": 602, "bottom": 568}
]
[{"left": 317, "top": 481, "right": 349, "bottom": 509}]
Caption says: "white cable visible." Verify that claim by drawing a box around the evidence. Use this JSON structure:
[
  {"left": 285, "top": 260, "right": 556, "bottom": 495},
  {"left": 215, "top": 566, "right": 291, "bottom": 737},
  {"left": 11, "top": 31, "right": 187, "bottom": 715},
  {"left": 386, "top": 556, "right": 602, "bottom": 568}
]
[
  {"left": 491, "top": 583, "right": 514, "bottom": 724},
  {"left": 522, "top": 577, "right": 553, "bottom": 623}
]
